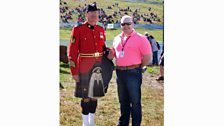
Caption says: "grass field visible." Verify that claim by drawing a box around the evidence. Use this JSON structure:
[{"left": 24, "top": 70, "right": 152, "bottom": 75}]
[
  {"left": 60, "top": 28, "right": 163, "bottom": 46},
  {"left": 60, "top": 29, "right": 164, "bottom": 125},
  {"left": 60, "top": 62, "right": 163, "bottom": 126}
]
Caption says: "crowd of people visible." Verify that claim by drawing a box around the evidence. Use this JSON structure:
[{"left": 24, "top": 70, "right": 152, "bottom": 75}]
[
  {"left": 60, "top": 1, "right": 74, "bottom": 23},
  {"left": 60, "top": 0, "right": 162, "bottom": 25}
]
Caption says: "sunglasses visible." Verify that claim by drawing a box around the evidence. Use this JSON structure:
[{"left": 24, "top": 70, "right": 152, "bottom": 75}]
[{"left": 121, "top": 22, "right": 132, "bottom": 26}]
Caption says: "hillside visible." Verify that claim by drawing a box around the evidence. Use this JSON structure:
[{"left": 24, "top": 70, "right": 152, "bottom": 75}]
[{"left": 60, "top": 0, "right": 164, "bottom": 25}]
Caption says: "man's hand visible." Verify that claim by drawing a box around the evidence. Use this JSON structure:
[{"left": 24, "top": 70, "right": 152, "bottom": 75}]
[
  {"left": 72, "top": 75, "right": 80, "bottom": 82},
  {"left": 107, "top": 48, "right": 115, "bottom": 60},
  {"left": 141, "top": 66, "right": 147, "bottom": 73}
]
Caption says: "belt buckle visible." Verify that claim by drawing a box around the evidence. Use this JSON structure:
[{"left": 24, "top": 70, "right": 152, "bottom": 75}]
[{"left": 94, "top": 52, "right": 100, "bottom": 57}]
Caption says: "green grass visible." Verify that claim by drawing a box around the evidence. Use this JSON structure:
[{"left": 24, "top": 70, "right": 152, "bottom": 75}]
[
  {"left": 60, "top": 62, "right": 163, "bottom": 126},
  {"left": 60, "top": 62, "right": 73, "bottom": 83},
  {"left": 147, "top": 65, "right": 160, "bottom": 74},
  {"left": 105, "top": 28, "right": 163, "bottom": 42},
  {"left": 60, "top": 28, "right": 163, "bottom": 46},
  {"left": 60, "top": 28, "right": 72, "bottom": 41}
]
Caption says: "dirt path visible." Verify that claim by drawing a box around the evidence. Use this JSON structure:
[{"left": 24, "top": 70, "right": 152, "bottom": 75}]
[{"left": 142, "top": 72, "right": 164, "bottom": 89}]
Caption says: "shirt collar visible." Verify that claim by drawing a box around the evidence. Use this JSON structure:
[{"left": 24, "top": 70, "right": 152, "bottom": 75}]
[{"left": 84, "top": 22, "right": 95, "bottom": 29}]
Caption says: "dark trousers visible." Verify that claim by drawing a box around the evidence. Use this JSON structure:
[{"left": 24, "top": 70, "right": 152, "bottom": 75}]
[
  {"left": 116, "top": 68, "right": 142, "bottom": 126},
  {"left": 152, "top": 51, "right": 158, "bottom": 65}
]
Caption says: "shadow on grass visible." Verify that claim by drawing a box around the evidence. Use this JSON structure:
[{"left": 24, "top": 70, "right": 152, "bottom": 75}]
[
  {"left": 60, "top": 69, "right": 70, "bottom": 74},
  {"left": 60, "top": 63, "right": 69, "bottom": 68}
]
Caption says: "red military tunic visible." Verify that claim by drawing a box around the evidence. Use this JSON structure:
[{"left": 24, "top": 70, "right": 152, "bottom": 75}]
[{"left": 67, "top": 22, "right": 106, "bottom": 76}]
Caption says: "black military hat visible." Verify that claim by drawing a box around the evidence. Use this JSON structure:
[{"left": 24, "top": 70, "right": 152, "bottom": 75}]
[{"left": 86, "top": 3, "right": 99, "bottom": 13}]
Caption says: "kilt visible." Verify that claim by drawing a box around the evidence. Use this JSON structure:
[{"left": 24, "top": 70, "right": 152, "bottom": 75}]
[{"left": 74, "top": 54, "right": 114, "bottom": 98}]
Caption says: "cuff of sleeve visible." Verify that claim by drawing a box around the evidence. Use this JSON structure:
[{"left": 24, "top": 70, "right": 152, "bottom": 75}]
[{"left": 71, "top": 67, "right": 78, "bottom": 76}]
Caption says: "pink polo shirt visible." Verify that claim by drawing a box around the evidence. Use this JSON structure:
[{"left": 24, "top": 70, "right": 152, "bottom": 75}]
[{"left": 113, "top": 30, "right": 152, "bottom": 66}]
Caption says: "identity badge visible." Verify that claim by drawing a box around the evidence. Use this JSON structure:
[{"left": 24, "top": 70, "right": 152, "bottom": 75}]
[{"left": 120, "top": 51, "right": 124, "bottom": 58}]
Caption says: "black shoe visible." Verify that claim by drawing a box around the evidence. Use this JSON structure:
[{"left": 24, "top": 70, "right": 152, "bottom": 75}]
[
  {"left": 156, "top": 76, "right": 164, "bottom": 81},
  {"left": 60, "top": 82, "right": 64, "bottom": 89}
]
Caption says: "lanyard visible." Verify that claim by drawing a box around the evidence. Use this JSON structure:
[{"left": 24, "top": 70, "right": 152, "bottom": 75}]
[{"left": 121, "top": 36, "right": 131, "bottom": 51}]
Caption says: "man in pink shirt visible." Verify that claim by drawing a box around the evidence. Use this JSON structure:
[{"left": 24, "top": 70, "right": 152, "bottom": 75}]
[{"left": 112, "top": 15, "right": 152, "bottom": 126}]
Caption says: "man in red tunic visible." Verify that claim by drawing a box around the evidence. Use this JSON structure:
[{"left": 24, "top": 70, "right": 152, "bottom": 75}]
[{"left": 67, "top": 3, "right": 113, "bottom": 126}]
